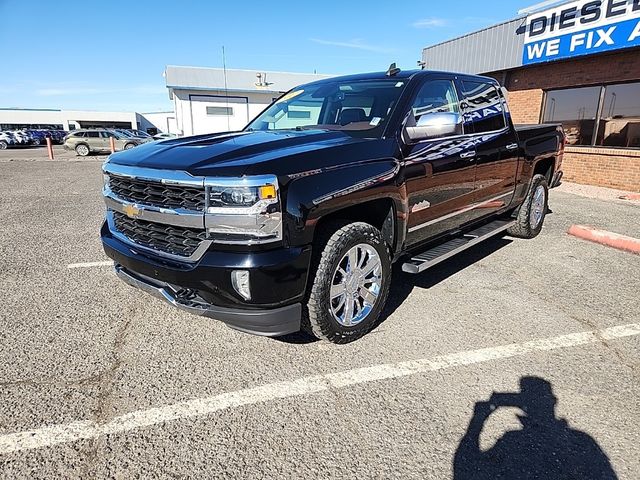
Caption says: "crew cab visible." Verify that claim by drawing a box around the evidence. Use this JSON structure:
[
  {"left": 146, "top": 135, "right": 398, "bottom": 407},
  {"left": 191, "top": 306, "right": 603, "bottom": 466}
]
[{"left": 101, "top": 68, "right": 564, "bottom": 344}]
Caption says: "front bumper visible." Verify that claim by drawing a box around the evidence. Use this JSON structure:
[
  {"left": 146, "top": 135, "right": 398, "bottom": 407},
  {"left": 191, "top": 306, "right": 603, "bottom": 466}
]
[
  {"left": 114, "top": 264, "right": 301, "bottom": 336},
  {"left": 102, "top": 221, "right": 311, "bottom": 337}
]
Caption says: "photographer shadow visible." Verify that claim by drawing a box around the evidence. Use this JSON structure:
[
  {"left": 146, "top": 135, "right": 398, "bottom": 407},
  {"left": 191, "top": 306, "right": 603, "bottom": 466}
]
[{"left": 453, "top": 376, "right": 618, "bottom": 480}]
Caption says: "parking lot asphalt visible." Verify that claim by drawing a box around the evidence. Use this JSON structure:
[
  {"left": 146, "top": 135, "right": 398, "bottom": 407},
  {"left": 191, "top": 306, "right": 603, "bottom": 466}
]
[{"left": 0, "top": 159, "right": 639, "bottom": 479}]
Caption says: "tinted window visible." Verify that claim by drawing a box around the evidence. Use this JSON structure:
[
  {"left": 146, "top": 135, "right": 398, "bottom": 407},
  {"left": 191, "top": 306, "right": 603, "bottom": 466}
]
[
  {"left": 73, "top": 132, "right": 85, "bottom": 138},
  {"left": 411, "top": 79, "right": 460, "bottom": 121},
  {"left": 542, "top": 86, "right": 601, "bottom": 146},
  {"left": 596, "top": 82, "right": 640, "bottom": 148},
  {"left": 86, "top": 131, "right": 100, "bottom": 138},
  {"left": 462, "top": 81, "right": 506, "bottom": 133}
]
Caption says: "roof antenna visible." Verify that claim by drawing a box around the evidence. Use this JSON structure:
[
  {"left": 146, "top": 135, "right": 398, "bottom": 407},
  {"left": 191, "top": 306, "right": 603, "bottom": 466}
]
[
  {"left": 222, "top": 45, "right": 230, "bottom": 131},
  {"left": 386, "top": 62, "right": 401, "bottom": 76}
]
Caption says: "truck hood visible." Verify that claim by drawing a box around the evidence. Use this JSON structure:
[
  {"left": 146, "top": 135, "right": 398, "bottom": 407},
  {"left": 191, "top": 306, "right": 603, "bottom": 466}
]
[{"left": 107, "top": 130, "right": 376, "bottom": 177}]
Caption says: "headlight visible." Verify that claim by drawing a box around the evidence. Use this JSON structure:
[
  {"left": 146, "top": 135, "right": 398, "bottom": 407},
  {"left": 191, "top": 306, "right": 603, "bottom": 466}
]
[{"left": 205, "top": 176, "right": 282, "bottom": 244}]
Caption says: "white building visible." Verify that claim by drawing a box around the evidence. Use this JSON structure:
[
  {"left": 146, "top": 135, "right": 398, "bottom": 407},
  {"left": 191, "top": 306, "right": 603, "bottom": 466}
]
[
  {"left": 0, "top": 108, "right": 141, "bottom": 131},
  {"left": 164, "top": 66, "right": 332, "bottom": 136},
  {"left": 138, "top": 111, "right": 178, "bottom": 135}
]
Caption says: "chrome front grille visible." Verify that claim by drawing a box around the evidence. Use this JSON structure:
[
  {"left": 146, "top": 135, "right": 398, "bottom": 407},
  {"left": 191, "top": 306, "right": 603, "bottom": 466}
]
[
  {"left": 108, "top": 174, "right": 206, "bottom": 211},
  {"left": 113, "top": 212, "right": 207, "bottom": 257}
]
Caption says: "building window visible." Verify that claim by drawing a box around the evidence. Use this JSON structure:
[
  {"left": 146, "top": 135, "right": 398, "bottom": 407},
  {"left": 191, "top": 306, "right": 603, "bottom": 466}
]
[
  {"left": 287, "top": 110, "right": 312, "bottom": 119},
  {"left": 206, "top": 106, "right": 233, "bottom": 116},
  {"left": 542, "top": 86, "right": 601, "bottom": 146},
  {"left": 596, "top": 83, "right": 640, "bottom": 148},
  {"left": 543, "top": 82, "right": 640, "bottom": 149}
]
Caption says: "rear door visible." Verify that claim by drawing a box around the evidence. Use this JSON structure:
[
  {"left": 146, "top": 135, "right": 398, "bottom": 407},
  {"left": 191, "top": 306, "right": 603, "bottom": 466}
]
[
  {"left": 402, "top": 77, "right": 479, "bottom": 247},
  {"left": 459, "top": 80, "right": 519, "bottom": 218},
  {"left": 85, "top": 131, "right": 102, "bottom": 152}
]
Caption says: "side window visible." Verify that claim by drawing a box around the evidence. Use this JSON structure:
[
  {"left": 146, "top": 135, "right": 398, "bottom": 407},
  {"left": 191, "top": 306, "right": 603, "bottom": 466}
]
[
  {"left": 100, "top": 131, "right": 113, "bottom": 138},
  {"left": 461, "top": 81, "right": 506, "bottom": 133},
  {"left": 86, "top": 131, "right": 100, "bottom": 138},
  {"left": 411, "top": 80, "right": 460, "bottom": 122}
]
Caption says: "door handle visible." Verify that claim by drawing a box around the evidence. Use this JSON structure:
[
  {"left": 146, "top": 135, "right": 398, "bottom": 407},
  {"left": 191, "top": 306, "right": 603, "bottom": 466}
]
[
  {"left": 460, "top": 151, "right": 476, "bottom": 159},
  {"left": 506, "top": 143, "right": 519, "bottom": 150}
]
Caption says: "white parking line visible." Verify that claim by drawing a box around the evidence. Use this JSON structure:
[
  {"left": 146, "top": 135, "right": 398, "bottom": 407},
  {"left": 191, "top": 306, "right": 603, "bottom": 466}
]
[
  {"left": 67, "top": 261, "right": 113, "bottom": 269},
  {"left": 1, "top": 322, "right": 638, "bottom": 455}
]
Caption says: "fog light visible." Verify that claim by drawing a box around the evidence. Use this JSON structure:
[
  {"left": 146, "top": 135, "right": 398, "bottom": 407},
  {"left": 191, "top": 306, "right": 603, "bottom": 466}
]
[{"left": 231, "top": 270, "right": 251, "bottom": 300}]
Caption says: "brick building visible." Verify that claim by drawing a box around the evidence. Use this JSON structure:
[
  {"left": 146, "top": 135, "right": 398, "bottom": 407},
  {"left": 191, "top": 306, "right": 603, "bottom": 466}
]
[{"left": 422, "top": 0, "right": 640, "bottom": 192}]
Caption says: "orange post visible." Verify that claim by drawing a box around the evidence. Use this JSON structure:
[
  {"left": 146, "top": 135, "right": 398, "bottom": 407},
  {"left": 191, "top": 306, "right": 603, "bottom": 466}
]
[
  {"left": 109, "top": 136, "right": 116, "bottom": 153},
  {"left": 46, "top": 137, "right": 54, "bottom": 160}
]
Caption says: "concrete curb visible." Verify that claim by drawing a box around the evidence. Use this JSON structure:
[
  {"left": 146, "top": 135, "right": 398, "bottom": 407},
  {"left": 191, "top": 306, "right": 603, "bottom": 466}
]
[{"left": 567, "top": 225, "right": 640, "bottom": 255}]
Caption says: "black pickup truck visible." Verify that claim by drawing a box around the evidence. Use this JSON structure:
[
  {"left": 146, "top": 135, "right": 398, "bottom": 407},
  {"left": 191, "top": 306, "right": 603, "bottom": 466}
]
[{"left": 101, "top": 68, "right": 564, "bottom": 343}]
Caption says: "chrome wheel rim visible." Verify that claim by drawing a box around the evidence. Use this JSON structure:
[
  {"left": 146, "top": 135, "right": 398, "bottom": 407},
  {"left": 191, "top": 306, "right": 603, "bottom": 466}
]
[
  {"left": 530, "top": 185, "right": 546, "bottom": 229},
  {"left": 329, "top": 243, "right": 382, "bottom": 327},
  {"left": 77, "top": 145, "right": 88, "bottom": 156}
]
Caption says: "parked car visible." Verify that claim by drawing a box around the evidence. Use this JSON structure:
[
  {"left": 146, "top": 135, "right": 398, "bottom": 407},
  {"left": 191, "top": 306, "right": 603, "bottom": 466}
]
[
  {"left": 0, "top": 131, "right": 17, "bottom": 149},
  {"left": 126, "top": 129, "right": 153, "bottom": 139},
  {"left": 64, "top": 129, "right": 145, "bottom": 156},
  {"left": 152, "top": 132, "right": 178, "bottom": 140},
  {"left": 49, "top": 129, "right": 68, "bottom": 144},
  {"left": 10, "top": 130, "right": 31, "bottom": 145},
  {"left": 114, "top": 129, "right": 153, "bottom": 143},
  {"left": 101, "top": 68, "right": 564, "bottom": 343},
  {"left": 25, "top": 129, "right": 48, "bottom": 146}
]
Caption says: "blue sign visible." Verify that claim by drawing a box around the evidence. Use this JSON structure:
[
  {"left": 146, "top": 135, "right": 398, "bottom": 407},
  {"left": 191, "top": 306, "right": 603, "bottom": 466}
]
[{"left": 522, "top": 0, "right": 640, "bottom": 65}]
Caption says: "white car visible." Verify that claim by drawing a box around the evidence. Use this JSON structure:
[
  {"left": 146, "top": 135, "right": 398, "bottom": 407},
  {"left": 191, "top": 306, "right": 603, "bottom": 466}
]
[{"left": 0, "top": 131, "right": 16, "bottom": 149}]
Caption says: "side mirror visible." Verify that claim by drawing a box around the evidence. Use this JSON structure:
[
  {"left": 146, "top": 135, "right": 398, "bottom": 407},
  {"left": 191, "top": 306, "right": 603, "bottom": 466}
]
[{"left": 404, "top": 112, "right": 462, "bottom": 142}]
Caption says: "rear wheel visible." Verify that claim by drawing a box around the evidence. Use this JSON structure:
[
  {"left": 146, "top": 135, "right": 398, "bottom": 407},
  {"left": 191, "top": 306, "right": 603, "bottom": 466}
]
[
  {"left": 0, "top": 140, "right": 7, "bottom": 150},
  {"left": 75, "top": 144, "right": 89, "bottom": 156},
  {"left": 303, "top": 222, "right": 391, "bottom": 344},
  {"left": 507, "top": 174, "right": 548, "bottom": 239}
]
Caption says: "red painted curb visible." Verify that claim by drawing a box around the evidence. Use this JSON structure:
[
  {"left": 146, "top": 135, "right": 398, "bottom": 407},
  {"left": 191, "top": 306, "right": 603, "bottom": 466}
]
[
  {"left": 567, "top": 225, "right": 640, "bottom": 255},
  {"left": 619, "top": 193, "right": 640, "bottom": 201}
]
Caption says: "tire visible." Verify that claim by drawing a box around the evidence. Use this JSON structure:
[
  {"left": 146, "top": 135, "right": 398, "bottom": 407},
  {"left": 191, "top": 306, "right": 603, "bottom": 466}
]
[
  {"left": 0, "top": 141, "right": 7, "bottom": 150},
  {"left": 124, "top": 143, "right": 135, "bottom": 150},
  {"left": 303, "top": 221, "right": 391, "bottom": 344},
  {"left": 32, "top": 139, "right": 41, "bottom": 146},
  {"left": 507, "top": 174, "right": 549, "bottom": 239},
  {"left": 75, "top": 144, "right": 90, "bottom": 157}
]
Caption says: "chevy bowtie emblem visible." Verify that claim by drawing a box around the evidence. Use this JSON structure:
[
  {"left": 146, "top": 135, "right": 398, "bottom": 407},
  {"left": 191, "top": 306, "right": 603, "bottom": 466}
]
[{"left": 123, "top": 204, "right": 141, "bottom": 218}]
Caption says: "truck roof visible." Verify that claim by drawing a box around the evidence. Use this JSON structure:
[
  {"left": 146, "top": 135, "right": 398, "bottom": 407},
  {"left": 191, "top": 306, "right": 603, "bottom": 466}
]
[{"left": 299, "top": 69, "right": 498, "bottom": 88}]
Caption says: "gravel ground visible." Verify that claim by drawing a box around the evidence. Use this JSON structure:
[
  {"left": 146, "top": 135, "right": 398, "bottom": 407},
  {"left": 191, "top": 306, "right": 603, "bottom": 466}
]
[{"left": 0, "top": 160, "right": 638, "bottom": 479}]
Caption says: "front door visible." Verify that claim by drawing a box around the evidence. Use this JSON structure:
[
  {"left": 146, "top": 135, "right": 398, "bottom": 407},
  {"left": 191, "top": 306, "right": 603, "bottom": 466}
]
[{"left": 401, "top": 78, "right": 478, "bottom": 247}]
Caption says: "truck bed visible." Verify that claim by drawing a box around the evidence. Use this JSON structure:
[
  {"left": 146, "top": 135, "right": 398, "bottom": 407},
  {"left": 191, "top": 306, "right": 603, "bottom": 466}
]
[{"left": 515, "top": 123, "right": 563, "bottom": 143}]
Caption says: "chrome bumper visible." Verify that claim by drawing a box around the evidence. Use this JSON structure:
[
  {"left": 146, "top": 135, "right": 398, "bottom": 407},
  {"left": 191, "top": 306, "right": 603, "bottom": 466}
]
[{"left": 114, "top": 264, "right": 301, "bottom": 337}]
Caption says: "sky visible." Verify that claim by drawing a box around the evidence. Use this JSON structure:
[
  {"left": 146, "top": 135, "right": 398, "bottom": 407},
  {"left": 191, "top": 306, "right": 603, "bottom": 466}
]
[{"left": 0, "top": 0, "right": 536, "bottom": 113}]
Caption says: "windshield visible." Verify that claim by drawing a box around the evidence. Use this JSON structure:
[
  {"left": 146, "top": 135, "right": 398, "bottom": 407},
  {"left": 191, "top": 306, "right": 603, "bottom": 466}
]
[{"left": 246, "top": 79, "right": 407, "bottom": 137}]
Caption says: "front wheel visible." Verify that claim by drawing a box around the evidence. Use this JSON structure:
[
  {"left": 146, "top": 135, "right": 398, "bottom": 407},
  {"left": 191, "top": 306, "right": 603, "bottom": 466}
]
[
  {"left": 0, "top": 140, "right": 7, "bottom": 150},
  {"left": 507, "top": 174, "right": 549, "bottom": 239},
  {"left": 124, "top": 143, "right": 135, "bottom": 150},
  {"left": 303, "top": 222, "right": 391, "bottom": 344},
  {"left": 75, "top": 144, "right": 89, "bottom": 156}
]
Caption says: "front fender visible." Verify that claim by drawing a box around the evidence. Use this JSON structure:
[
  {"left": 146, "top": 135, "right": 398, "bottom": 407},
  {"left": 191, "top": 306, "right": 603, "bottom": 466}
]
[{"left": 282, "top": 158, "right": 406, "bottom": 249}]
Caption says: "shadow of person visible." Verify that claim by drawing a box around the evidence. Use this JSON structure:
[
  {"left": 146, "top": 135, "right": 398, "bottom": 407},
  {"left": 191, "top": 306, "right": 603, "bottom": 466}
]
[{"left": 453, "top": 376, "right": 618, "bottom": 480}]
